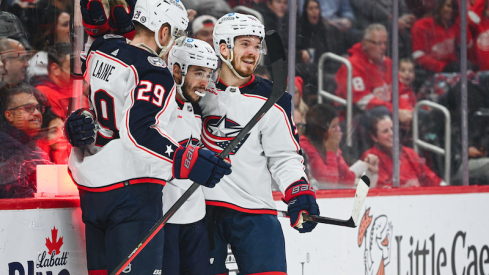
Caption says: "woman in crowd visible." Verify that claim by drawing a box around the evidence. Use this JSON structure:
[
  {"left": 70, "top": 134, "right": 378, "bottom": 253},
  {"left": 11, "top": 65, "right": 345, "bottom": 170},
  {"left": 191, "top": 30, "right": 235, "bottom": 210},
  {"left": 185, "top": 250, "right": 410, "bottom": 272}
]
[
  {"left": 37, "top": 109, "right": 70, "bottom": 164},
  {"left": 300, "top": 104, "right": 378, "bottom": 188},
  {"left": 411, "top": 0, "right": 472, "bottom": 73},
  {"left": 297, "top": 0, "right": 347, "bottom": 65},
  {"left": 361, "top": 115, "right": 444, "bottom": 188}
]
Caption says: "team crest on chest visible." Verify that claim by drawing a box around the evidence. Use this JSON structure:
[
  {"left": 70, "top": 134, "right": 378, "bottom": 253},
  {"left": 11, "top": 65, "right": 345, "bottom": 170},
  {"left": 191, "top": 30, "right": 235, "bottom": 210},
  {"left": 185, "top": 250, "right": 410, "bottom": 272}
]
[{"left": 201, "top": 115, "right": 250, "bottom": 155}]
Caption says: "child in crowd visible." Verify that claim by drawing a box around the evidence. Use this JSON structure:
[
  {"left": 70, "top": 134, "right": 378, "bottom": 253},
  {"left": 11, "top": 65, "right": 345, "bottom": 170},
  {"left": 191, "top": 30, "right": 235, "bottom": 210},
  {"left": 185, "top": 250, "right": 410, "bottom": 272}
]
[{"left": 399, "top": 58, "right": 418, "bottom": 111}]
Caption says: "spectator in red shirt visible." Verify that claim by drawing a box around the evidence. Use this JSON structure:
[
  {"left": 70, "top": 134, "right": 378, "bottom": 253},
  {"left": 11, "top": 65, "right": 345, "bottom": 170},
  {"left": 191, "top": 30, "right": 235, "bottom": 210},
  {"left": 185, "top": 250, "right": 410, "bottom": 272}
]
[
  {"left": 411, "top": 0, "right": 473, "bottom": 73},
  {"left": 361, "top": 115, "right": 444, "bottom": 188},
  {"left": 300, "top": 104, "right": 379, "bottom": 188},
  {"left": 335, "top": 24, "right": 414, "bottom": 125},
  {"left": 468, "top": 0, "right": 489, "bottom": 71},
  {"left": 30, "top": 43, "right": 73, "bottom": 119}
]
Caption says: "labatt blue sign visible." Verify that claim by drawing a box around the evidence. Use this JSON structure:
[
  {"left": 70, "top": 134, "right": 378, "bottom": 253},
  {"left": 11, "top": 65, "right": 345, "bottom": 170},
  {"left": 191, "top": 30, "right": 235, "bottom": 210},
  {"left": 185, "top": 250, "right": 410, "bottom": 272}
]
[{"left": 8, "top": 226, "right": 71, "bottom": 275}]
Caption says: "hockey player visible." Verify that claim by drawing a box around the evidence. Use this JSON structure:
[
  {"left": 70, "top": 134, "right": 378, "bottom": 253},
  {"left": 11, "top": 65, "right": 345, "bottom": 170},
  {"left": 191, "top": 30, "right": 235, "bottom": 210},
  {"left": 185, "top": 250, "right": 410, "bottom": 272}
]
[
  {"left": 65, "top": 0, "right": 231, "bottom": 273},
  {"left": 199, "top": 13, "right": 320, "bottom": 274},
  {"left": 162, "top": 38, "right": 218, "bottom": 275}
]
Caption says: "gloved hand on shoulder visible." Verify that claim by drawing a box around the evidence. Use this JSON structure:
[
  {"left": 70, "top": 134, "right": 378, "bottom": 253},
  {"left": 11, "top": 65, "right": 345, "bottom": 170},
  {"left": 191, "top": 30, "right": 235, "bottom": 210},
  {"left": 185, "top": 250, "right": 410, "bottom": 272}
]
[{"left": 173, "top": 145, "right": 232, "bottom": 188}]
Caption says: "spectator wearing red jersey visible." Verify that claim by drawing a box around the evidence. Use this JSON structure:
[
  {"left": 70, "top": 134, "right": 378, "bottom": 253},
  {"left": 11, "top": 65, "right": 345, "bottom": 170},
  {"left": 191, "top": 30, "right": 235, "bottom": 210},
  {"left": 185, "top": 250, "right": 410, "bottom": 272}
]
[
  {"left": 411, "top": 0, "right": 473, "bottom": 73},
  {"left": 361, "top": 115, "right": 444, "bottom": 188},
  {"left": 468, "top": 0, "right": 489, "bottom": 71},
  {"left": 30, "top": 43, "right": 73, "bottom": 119},
  {"left": 301, "top": 104, "right": 378, "bottom": 188},
  {"left": 335, "top": 24, "right": 414, "bottom": 125}
]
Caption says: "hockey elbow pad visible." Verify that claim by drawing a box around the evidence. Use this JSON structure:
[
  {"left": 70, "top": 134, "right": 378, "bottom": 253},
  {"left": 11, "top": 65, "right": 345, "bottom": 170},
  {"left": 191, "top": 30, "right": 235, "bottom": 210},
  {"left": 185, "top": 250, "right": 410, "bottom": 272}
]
[
  {"left": 172, "top": 145, "right": 232, "bottom": 188},
  {"left": 64, "top": 108, "right": 97, "bottom": 147},
  {"left": 283, "top": 179, "right": 319, "bottom": 233},
  {"left": 81, "top": 0, "right": 110, "bottom": 37}
]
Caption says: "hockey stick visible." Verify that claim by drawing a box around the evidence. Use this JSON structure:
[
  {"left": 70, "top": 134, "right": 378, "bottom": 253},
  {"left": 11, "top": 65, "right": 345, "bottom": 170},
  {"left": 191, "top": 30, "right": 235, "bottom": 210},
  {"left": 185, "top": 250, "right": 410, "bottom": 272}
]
[
  {"left": 277, "top": 175, "right": 370, "bottom": 228},
  {"left": 111, "top": 30, "right": 287, "bottom": 275}
]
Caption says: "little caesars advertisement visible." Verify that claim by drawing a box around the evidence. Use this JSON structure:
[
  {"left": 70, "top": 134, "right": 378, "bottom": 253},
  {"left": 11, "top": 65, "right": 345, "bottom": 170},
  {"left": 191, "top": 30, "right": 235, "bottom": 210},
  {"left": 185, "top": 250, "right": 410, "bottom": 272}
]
[
  {"left": 278, "top": 191, "right": 489, "bottom": 274},
  {"left": 0, "top": 207, "right": 86, "bottom": 274}
]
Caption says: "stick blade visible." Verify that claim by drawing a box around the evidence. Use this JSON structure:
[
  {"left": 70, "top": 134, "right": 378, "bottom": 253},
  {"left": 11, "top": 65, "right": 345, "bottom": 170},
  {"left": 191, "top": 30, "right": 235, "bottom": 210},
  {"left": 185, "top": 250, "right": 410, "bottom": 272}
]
[{"left": 351, "top": 175, "right": 370, "bottom": 226}]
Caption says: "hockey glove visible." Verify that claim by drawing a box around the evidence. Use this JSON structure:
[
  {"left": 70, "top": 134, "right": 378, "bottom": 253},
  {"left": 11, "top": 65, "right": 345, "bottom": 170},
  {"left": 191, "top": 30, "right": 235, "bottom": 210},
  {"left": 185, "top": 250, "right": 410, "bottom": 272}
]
[
  {"left": 108, "top": 0, "right": 135, "bottom": 40},
  {"left": 283, "top": 179, "right": 319, "bottom": 233},
  {"left": 64, "top": 108, "right": 97, "bottom": 147},
  {"left": 81, "top": 0, "right": 111, "bottom": 37},
  {"left": 173, "top": 145, "right": 232, "bottom": 188}
]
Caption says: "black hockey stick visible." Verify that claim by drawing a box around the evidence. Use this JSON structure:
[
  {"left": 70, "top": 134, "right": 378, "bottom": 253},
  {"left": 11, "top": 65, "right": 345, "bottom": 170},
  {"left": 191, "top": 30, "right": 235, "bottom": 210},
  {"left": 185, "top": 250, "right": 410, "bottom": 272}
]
[
  {"left": 277, "top": 175, "right": 370, "bottom": 228},
  {"left": 111, "top": 30, "right": 287, "bottom": 275}
]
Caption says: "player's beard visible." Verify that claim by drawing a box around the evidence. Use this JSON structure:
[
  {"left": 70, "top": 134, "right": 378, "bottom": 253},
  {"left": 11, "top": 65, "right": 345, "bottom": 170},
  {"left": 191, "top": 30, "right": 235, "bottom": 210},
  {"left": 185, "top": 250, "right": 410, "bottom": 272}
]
[
  {"left": 181, "top": 81, "right": 203, "bottom": 104},
  {"left": 231, "top": 54, "right": 257, "bottom": 78}
]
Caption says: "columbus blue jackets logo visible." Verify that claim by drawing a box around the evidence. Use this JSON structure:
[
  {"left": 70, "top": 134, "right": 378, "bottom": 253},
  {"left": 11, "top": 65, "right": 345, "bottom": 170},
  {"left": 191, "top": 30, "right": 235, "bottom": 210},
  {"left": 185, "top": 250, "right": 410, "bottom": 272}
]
[
  {"left": 147, "top": 56, "right": 167, "bottom": 68},
  {"left": 201, "top": 115, "right": 249, "bottom": 155}
]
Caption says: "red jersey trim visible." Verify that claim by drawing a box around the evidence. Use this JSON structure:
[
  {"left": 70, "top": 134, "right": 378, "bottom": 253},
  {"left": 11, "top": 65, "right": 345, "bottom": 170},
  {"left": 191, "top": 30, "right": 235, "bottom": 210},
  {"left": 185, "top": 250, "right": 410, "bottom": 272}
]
[
  {"left": 68, "top": 168, "right": 166, "bottom": 192},
  {"left": 206, "top": 200, "right": 278, "bottom": 215},
  {"left": 218, "top": 74, "right": 256, "bottom": 89}
]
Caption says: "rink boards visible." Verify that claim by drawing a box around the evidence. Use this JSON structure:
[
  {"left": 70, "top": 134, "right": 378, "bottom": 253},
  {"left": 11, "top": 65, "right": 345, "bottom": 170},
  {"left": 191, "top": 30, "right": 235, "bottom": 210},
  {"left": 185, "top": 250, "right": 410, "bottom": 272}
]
[{"left": 1, "top": 186, "right": 489, "bottom": 275}]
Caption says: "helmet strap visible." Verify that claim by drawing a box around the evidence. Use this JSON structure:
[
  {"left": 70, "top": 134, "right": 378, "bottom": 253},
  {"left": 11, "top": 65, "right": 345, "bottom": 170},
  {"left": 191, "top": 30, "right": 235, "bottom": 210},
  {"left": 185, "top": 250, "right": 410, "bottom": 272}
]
[
  {"left": 155, "top": 29, "right": 174, "bottom": 58},
  {"left": 219, "top": 49, "right": 247, "bottom": 80}
]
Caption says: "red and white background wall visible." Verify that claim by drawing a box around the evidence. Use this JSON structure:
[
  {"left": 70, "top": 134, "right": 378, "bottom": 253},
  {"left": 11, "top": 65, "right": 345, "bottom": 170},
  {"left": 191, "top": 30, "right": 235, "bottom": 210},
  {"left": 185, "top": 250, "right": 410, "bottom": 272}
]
[{"left": 1, "top": 186, "right": 489, "bottom": 274}]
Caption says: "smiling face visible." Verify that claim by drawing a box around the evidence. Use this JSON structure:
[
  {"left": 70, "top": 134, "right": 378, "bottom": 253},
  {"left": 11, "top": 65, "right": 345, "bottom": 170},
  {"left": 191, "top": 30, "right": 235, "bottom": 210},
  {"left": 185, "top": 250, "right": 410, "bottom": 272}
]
[
  {"left": 399, "top": 61, "right": 415, "bottom": 86},
  {"left": 229, "top": 36, "right": 262, "bottom": 78},
  {"left": 5, "top": 92, "right": 43, "bottom": 137},
  {"left": 372, "top": 117, "right": 393, "bottom": 150}
]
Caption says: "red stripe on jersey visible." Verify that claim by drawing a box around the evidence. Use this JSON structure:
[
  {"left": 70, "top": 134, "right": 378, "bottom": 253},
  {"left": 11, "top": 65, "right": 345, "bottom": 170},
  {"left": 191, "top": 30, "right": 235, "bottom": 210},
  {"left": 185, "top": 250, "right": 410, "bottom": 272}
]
[
  {"left": 217, "top": 74, "right": 255, "bottom": 88},
  {"left": 75, "top": 178, "right": 167, "bottom": 192},
  {"left": 242, "top": 94, "right": 300, "bottom": 151},
  {"left": 88, "top": 270, "right": 108, "bottom": 275},
  {"left": 206, "top": 201, "right": 278, "bottom": 215}
]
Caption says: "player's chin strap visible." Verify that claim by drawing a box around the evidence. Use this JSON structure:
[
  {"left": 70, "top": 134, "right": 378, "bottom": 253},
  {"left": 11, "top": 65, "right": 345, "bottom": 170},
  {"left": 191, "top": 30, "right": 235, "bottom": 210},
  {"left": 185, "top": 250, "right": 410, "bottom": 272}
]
[
  {"left": 176, "top": 75, "right": 206, "bottom": 101},
  {"left": 155, "top": 31, "right": 174, "bottom": 58},
  {"left": 218, "top": 50, "right": 260, "bottom": 80}
]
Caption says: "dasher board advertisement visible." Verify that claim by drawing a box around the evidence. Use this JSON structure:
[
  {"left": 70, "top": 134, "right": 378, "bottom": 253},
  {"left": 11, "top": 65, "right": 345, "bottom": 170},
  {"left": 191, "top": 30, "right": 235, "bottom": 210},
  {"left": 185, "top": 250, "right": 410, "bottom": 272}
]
[
  {"left": 0, "top": 206, "right": 87, "bottom": 275},
  {"left": 276, "top": 187, "right": 489, "bottom": 275}
]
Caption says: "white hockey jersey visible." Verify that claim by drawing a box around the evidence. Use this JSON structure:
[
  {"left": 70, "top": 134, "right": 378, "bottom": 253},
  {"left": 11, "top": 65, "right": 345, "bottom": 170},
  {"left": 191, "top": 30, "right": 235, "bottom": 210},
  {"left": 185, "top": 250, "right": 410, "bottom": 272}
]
[
  {"left": 163, "top": 98, "right": 206, "bottom": 224},
  {"left": 69, "top": 35, "right": 181, "bottom": 190},
  {"left": 198, "top": 75, "right": 307, "bottom": 214}
]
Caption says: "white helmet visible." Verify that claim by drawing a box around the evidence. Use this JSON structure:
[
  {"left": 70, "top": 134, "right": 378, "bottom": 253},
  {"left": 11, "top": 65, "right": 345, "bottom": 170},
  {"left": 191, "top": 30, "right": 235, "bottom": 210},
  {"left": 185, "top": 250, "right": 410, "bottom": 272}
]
[
  {"left": 168, "top": 38, "right": 219, "bottom": 99},
  {"left": 213, "top": 13, "right": 265, "bottom": 79},
  {"left": 132, "top": 0, "right": 189, "bottom": 56}
]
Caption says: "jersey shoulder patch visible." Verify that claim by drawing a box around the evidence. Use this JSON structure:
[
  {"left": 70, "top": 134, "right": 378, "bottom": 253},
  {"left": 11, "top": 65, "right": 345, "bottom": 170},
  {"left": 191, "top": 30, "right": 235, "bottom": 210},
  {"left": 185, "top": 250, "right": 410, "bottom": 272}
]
[{"left": 147, "top": 56, "right": 167, "bottom": 68}]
